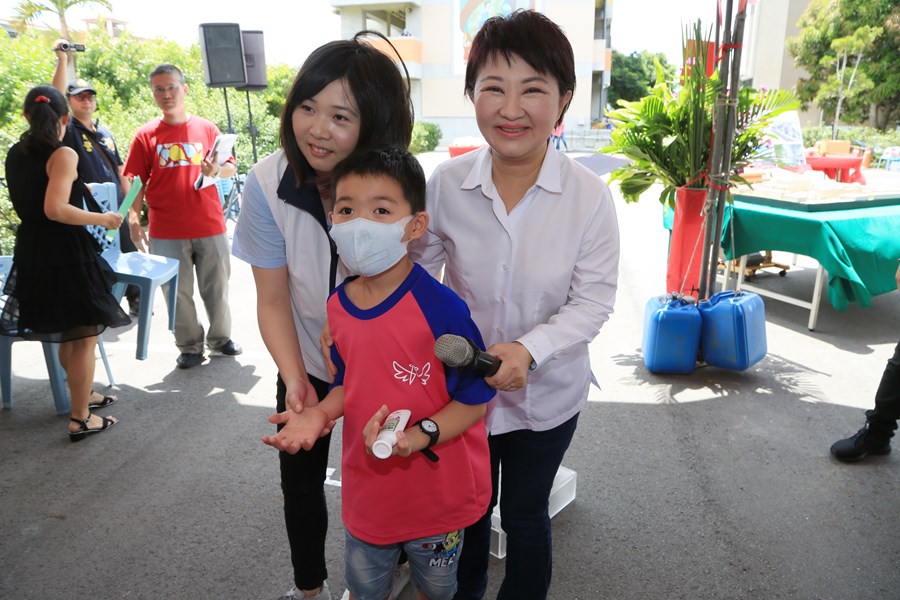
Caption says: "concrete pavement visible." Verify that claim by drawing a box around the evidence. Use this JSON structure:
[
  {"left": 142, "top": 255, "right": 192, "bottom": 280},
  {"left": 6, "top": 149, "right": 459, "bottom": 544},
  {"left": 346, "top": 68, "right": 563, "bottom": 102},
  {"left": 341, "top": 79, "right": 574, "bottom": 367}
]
[{"left": 1, "top": 152, "right": 898, "bottom": 600}]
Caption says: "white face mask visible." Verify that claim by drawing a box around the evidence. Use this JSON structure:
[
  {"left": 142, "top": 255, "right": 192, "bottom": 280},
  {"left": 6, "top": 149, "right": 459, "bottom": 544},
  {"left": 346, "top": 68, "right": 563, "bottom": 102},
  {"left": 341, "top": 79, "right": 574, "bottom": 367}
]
[{"left": 329, "top": 215, "right": 413, "bottom": 277}]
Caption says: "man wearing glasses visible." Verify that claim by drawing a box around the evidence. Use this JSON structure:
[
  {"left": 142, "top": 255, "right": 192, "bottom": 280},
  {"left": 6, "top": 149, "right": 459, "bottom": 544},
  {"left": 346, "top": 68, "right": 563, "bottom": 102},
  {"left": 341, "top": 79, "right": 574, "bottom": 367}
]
[
  {"left": 52, "top": 41, "right": 141, "bottom": 318},
  {"left": 123, "top": 64, "right": 241, "bottom": 369}
]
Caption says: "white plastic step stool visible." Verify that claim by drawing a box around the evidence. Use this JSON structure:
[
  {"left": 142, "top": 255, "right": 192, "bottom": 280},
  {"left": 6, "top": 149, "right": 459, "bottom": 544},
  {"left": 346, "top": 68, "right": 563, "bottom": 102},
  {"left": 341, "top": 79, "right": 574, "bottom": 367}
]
[{"left": 489, "top": 466, "right": 577, "bottom": 558}]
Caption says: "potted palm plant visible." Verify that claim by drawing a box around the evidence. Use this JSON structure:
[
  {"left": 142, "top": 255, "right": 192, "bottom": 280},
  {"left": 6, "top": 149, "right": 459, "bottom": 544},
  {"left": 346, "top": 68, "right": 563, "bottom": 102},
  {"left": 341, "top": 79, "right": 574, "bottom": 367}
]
[{"left": 604, "top": 20, "right": 799, "bottom": 295}]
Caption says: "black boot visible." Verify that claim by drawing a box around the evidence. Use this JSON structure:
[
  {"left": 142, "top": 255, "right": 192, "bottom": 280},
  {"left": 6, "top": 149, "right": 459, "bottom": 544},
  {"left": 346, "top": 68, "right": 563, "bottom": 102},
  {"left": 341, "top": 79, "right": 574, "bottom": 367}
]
[{"left": 830, "top": 422, "right": 892, "bottom": 463}]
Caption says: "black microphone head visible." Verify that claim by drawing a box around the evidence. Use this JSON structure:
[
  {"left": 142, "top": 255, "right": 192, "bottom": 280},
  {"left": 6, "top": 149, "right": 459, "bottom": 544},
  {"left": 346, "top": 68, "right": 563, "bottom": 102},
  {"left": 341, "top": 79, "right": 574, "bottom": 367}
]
[{"left": 434, "top": 334, "right": 476, "bottom": 368}]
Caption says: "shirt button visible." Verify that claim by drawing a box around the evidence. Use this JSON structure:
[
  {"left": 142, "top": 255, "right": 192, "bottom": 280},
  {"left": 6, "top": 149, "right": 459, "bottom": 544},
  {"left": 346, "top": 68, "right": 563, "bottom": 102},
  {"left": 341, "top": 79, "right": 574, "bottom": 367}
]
[{"left": 501, "top": 264, "right": 508, "bottom": 271}]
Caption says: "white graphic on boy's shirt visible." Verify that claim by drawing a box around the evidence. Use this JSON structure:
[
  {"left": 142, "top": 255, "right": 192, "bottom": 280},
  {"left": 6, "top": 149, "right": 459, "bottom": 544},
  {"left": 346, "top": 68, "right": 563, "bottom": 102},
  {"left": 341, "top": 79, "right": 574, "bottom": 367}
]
[{"left": 393, "top": 361, "right": 431, "bottom": 385}]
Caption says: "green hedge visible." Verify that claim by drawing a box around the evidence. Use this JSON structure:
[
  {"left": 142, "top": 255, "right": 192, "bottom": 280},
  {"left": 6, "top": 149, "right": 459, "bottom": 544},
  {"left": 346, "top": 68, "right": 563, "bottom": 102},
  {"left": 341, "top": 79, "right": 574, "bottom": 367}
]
[
  {"left": 0, "top": 180, "right": 17, "bottom": 256},
  {"left": 802, "top": 126, "right": 900, "bottom": 153},
  {"left": 410, "top": 121, "right": 442, "bottom": 154}
]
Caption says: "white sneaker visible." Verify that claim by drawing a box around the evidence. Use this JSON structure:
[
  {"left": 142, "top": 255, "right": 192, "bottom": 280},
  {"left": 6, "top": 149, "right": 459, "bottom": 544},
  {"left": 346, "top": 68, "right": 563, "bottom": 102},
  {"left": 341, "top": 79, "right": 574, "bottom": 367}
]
[
  {"left": 389, "top": 563, "right": 411, "bottom": 600},
  {"left": 278, "top": 581, "right": 332, "bottom": 600}
]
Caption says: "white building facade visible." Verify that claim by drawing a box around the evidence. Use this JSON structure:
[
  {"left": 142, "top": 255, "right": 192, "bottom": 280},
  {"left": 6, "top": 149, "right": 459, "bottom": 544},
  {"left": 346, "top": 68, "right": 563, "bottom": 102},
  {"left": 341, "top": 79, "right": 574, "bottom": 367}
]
[{"left": 330, "top": 0, "right": 613, "bottom": 147}]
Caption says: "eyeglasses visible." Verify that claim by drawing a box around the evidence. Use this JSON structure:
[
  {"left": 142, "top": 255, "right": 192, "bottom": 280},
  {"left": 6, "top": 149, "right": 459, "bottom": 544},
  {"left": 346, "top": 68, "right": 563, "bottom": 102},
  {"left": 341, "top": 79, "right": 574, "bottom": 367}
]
[
  {"left": 71, "top": 92, "right": 96, "bottom": 101},
  {"left": 152, "top": 85, "right": 182, "bottom": 95}
]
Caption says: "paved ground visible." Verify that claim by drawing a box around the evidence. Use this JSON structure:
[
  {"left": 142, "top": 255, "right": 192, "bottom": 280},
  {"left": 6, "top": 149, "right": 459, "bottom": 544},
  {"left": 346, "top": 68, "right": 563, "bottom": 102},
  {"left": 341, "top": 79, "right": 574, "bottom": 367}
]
[{"left": 1, "top": 152, "right": 898, "bottom": 600}]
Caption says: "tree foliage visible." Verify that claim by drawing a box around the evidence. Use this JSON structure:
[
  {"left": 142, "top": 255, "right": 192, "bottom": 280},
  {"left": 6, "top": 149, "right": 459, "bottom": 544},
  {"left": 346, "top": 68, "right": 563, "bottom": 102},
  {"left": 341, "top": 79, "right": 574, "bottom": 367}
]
[
  {"left": 788, "top": 0, "right": 900, "bottom": 132},
  {"left": 0, "top": 19, "right": 293, "bottom": 253},
  {"left": 608, "top": 50, "right": 675, "bottom": 109},
  {"left": 12, "top": 0, "right": 111, "bottom": 39},
  {"left": 0, "top": 20, "right": 289, "bottom": 175}
]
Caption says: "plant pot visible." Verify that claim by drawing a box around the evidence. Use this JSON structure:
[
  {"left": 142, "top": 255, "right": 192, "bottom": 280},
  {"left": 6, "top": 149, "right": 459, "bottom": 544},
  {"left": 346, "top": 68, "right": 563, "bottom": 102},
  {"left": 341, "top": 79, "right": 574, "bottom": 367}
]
[{"left": 666, "top": 186, "right": 708, "bottom": 298}]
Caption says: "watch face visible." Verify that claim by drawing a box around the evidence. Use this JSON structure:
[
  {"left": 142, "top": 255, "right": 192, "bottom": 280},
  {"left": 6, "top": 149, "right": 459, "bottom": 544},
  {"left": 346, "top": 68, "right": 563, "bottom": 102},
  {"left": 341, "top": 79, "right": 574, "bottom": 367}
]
[{"left": 421, "top": 419, "right": 438, "bottom": 433}]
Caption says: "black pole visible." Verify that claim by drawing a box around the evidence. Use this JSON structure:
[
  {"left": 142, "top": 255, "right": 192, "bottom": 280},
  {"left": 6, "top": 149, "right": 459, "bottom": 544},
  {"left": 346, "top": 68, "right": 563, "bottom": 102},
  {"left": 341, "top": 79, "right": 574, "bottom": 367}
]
[
  {"left": 245, "top": 90, "right": 259, "bottom": 164},
  {"left": 222, "top": 88, "right": 235, "bottom": 134},
  {"left": 698, "top": 0, "right": 735, "bottom": 300},
  {"left": 699, "top": 0, "right": 748, "bottom": 300}
]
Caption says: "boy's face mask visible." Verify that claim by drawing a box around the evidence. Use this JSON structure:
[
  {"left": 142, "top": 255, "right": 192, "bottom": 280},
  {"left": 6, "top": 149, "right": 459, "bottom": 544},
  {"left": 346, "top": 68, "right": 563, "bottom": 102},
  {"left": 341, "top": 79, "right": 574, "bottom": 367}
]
[{"left": 329, "top": 215, "right": 413, "bottom": 277}]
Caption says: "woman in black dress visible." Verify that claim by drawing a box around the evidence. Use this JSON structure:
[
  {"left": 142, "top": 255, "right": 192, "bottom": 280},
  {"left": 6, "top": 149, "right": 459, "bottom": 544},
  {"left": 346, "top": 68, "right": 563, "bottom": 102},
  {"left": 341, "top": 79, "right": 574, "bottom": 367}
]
[{"left": 2, "top": 85, "right": 130, "bottom": 441}]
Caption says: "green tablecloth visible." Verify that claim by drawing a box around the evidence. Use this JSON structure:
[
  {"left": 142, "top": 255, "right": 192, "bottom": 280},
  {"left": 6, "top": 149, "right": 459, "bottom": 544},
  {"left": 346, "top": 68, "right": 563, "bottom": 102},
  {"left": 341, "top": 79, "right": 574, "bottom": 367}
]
[{"left": 723, "top": 198, "right": 900, "bottom": 311}]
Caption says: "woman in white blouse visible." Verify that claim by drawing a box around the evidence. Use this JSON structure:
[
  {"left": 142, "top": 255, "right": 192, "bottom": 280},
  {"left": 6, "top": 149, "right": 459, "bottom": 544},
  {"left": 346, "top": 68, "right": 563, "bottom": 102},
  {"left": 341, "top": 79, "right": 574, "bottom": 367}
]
[{"left": 410, "top": 10, "right": 620, "bottom": 600}]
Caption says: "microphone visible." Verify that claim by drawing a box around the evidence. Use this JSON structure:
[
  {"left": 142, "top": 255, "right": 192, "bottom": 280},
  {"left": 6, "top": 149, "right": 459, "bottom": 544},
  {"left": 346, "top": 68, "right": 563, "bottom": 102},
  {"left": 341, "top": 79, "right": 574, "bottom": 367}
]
[{"left": 434, "top": 334, "right": 501, "bottom": 376}]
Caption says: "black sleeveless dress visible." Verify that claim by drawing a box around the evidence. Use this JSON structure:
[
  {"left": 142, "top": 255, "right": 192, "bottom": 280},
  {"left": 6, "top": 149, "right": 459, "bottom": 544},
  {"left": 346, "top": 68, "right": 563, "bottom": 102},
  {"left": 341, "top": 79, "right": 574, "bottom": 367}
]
[{"left": 1, "top": 142, "right": 130, "bottom": 342}]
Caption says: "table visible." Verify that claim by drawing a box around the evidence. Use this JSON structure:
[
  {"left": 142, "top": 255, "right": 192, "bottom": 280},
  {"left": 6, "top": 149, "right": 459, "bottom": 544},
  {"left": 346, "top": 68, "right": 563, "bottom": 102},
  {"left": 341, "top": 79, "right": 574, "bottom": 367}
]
[
  {"left": 723, "top": 198, "right": 900, "bottom": 329},
  {"left": 805, "top": 154, "right": 866, "bottom": 184}
]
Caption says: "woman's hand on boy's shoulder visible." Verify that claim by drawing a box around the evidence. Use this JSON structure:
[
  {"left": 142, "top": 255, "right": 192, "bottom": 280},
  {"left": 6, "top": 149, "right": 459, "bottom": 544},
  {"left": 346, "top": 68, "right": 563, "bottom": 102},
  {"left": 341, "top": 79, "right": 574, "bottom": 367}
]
[
  {"left": 319, "top": 319, "right": 337, "bottom": 382},
  {"left": 284, "top": 376, "right": 319, "bottom": 413}
]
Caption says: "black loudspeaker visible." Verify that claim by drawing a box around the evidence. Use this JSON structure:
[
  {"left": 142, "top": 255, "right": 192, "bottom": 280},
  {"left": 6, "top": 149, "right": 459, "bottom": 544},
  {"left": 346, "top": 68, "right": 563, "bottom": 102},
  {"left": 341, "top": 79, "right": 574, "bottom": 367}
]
[
  {"left": 237, "top": 30, "right": 268, "bottom": 91},
  {"left": 199, "top": 23, "right": 247, "bottom": 88}
]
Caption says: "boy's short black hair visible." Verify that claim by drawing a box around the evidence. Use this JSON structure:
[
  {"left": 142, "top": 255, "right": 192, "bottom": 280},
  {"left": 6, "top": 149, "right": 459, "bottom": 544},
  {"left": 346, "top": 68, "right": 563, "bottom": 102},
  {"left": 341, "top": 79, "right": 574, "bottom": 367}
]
[{"left": 331, "top": 147, "right": 426, "bottom": 214}]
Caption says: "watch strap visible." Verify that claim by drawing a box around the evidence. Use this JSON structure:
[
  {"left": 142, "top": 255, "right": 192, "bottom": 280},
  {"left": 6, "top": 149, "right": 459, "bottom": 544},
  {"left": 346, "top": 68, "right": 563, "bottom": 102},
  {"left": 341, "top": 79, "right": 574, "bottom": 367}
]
[{"left": 414, "top": 418, "right": 440, "bottom": 462}]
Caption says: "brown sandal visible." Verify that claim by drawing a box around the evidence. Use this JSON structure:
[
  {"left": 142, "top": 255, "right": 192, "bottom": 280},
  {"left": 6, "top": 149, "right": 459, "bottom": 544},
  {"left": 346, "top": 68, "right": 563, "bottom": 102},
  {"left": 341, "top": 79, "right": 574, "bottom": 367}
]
[{"left": 69, "top": 414, "right": 117, "bottom": 442}]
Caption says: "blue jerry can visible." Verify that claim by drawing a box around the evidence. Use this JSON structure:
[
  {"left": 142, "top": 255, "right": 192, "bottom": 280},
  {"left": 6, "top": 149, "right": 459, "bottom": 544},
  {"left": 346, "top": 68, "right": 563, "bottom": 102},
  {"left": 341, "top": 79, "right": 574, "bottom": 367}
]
[
  {"left": 698, "top": 290, "right": 767, "bottom": 370},
  {"left": 642, "top": 294, "right": 702, "bottom": 374}
]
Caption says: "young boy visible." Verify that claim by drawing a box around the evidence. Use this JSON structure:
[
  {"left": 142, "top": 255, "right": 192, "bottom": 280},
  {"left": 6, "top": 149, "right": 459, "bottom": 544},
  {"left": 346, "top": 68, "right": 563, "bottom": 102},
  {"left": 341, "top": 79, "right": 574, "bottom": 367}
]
[{"left": 262, "top": 147, "right": 494, "bottom": 600}]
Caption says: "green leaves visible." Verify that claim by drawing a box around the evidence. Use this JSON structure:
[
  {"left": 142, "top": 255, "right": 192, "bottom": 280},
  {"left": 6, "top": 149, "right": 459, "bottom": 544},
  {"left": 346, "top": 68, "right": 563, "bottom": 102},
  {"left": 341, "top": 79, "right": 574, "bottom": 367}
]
[
  {"left": 789, "top": 0, "right": 899, "bottom": 131},
  {"left": 607, "top": 49, "right": 676, "bottom": 108},
  {"left": 604, "top": 19, "right": 799, "bottom": 205},
  {"left": 0, "top": 22, "right": 291, "bottom": 175}
]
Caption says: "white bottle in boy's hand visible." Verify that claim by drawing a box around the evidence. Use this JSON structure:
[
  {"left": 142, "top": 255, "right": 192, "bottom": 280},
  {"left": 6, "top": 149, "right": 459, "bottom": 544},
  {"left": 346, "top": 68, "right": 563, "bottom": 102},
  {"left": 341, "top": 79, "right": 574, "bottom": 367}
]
[{"left": 372, "top": 409, "right": 411, "bottom": 459}]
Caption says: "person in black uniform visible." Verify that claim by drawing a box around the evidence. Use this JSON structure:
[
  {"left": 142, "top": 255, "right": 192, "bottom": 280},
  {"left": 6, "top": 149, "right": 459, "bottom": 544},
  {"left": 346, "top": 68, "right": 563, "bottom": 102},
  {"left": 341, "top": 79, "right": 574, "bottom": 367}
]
[
  {"left": 0, "top": 86, "right": 131, "bottom": 441},
  {"left": 831, "top": 261, "right": 900, "bottom": 462}
]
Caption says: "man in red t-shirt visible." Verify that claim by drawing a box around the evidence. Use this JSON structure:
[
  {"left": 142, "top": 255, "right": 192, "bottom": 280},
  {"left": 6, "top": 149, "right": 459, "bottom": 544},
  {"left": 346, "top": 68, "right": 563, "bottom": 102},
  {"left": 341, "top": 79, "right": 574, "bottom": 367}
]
[{"left": 124, "top": 64, "right": 241, "bottom": 369}]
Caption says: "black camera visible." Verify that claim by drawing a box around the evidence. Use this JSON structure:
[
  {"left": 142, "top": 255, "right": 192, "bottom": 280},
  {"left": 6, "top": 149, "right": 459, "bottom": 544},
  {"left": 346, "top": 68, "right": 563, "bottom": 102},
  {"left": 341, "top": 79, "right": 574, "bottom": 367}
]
[{"left": 58, "top": 43, "right": 86, "bottom": 52}]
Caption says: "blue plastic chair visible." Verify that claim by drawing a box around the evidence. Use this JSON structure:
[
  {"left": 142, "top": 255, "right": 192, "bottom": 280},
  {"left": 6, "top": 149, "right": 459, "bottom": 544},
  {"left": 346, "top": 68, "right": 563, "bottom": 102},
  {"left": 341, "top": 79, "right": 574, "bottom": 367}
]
[
  {"left": 0, "top": 257, "right": 69, "bottom": 413},
  {"left": 215, "top": 175, "right": 242, "bottom": 222},
  {"left": 876, "top": 146, "right": 900, "bottom": 171},
  {"left": 0, "top": 257, "right": 69, "bottom": 414},
  {"left": 89, "top": 182, "right": 179, "bottom": 360}
]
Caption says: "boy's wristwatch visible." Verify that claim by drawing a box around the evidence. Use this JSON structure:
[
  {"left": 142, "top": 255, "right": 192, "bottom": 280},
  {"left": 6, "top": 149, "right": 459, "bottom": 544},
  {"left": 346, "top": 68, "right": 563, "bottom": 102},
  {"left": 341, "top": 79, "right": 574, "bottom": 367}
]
[{"left": 414, "top": 418, "right": 440, "bottom": 462}]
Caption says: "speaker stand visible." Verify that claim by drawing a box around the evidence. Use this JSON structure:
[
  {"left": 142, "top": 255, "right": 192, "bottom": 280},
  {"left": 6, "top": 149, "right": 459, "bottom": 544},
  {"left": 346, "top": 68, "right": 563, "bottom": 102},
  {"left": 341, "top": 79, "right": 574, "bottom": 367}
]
[
  {"left": 222, "top": 88, "right": 235, "bottom": 134},
  {"left": 245, "top": 90, "right": 259, "bottom": 164}
]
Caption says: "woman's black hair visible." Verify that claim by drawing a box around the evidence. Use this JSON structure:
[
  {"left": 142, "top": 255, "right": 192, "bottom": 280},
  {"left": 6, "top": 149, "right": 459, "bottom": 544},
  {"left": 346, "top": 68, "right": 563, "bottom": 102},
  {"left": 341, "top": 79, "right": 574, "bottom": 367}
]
[
  {"left": 280, "top": 31, "right": 414, "bottom": 185},
  {"left": 464, "top": 10, "right": 576, "bottom": 127},
  {"left": 20, "top": 85, "right": 68, "bottom": 151}
]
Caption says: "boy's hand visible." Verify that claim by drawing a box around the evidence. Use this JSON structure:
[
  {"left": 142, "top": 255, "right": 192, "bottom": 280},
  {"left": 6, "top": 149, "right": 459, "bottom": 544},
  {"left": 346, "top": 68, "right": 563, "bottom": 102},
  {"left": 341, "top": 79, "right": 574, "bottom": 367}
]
[
  {"left": 363, "top": 404, "right": 415, "bottom": 459},
  {"left": 262, "top": 406, "right": 330, "bottom": 454},
  {"left": 362, "top": 405, "right": 390, "bottom": 457},
  {"left": 484, "top": 341, "right": 532, "bottom": 393},
  {"left": 319, "top": 319, "right": 337, "bottom": 382}
]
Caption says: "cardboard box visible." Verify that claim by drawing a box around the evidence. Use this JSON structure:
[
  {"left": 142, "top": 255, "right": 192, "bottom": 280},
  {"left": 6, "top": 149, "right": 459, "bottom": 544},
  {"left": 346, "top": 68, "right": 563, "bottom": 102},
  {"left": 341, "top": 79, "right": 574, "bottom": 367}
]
[{"left": 816, "top": 139, "right": 851, "bottom": 155}]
